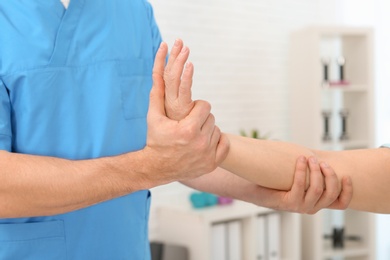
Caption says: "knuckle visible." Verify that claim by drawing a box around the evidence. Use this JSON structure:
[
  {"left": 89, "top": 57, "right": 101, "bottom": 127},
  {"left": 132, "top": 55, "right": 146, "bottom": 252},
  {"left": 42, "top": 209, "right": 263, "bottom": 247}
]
[
  {"left": 338, "top": 201, "right": 348, "bottom": 210},
  {"left": 313, "top": 186, "right": 324, "bottom": 196},
  {"left": 179, "top": 124, "right": 196, "bottom": 142},
  {"left": 163, "top": 70, "right": 175, "bottom": 84},
  {"left": 176, "top": 52, "right": 187, "bottom": 63},
  {"left": 295, "top": 165, "right": 307, "bottom": 173},
  {"left": 289, "top": 205, "right": 302, "bottom": 213},
  {"left": 328, "top": 190, "right": 339, "bottom": 200},
  {"left": 163, "top": 70, "right": 170, "bottom": 79},
  {"left": 198, "top": 100, "right": 211, "bottom": 113},
  {"left": 199, "top": 135, "right": 209, "bottom": 149},
  {"left": 152, "top": 71, "right": 162, "bottom": 82},
  {"left": 213, "top": 125, "right": 221, "bottom": 136},
  {"left": 295, "top": 180, "right": 306, "bottom": 189}
]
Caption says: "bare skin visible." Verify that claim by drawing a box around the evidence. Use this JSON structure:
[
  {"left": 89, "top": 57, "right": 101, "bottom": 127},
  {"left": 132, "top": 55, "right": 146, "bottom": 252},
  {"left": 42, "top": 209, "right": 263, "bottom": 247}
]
[
  {"left": 0, "top": 45, "right": 230, "bottom": 218},
  {"left": 159, "top": 39, "right": 390, "bottom": 214},
  {"left": 155, "top": 39, "right": 353, "bottom": 214}
]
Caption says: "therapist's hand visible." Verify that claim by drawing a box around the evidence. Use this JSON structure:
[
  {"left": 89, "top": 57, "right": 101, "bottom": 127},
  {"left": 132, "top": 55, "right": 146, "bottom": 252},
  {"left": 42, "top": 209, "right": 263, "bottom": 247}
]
[
  {"left": 143, "top": 41, "right": 229, "bottom": 185},
  {"left": 160, "top": 39, "right": 353, "bottom": 213},
  {"left": 251, "top": 156, "right": 353, "bottom": 214}
]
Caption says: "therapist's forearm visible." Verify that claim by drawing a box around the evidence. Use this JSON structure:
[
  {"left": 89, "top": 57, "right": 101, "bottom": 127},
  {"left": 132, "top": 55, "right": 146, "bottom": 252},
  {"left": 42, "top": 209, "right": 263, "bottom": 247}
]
[
  {"left": 0, "top": 150, "right": 155, "bottom": 218},
  {"left": 220, "top": 134, "right": 315, "bottom": 191}
]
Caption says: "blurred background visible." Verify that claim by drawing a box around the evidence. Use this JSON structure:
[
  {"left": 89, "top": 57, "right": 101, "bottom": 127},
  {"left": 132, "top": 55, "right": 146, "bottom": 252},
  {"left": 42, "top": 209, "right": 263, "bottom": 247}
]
[{"left": 147, "top": 1, "right": 390, "bottom": 259}]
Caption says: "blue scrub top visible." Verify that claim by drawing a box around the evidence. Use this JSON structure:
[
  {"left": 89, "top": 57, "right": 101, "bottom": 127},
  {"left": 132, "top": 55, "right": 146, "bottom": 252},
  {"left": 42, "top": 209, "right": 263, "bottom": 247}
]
[{"left": 0, "top": 0, "right": 162, "bottom": 259}]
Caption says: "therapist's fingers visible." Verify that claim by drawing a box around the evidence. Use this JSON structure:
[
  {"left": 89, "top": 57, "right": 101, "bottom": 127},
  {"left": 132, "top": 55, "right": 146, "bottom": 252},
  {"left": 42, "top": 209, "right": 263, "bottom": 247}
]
[
  {"left": 288, "top": 156, "right": 308, "bottom": 202},
  {"left": 306, "top": 161, "right": 340, "bottom": 213},
  {"left": 183, "top": 100, "right": 211, "bottom": 130},
  {"left": 303, "top": 157, "right": 324, "bottom": 211},
  {"left": 214, "top": 132, "right": 230, "bottom": 166},
  {"left": 326, "top": 176, "right": 353, "bottom": 210}
]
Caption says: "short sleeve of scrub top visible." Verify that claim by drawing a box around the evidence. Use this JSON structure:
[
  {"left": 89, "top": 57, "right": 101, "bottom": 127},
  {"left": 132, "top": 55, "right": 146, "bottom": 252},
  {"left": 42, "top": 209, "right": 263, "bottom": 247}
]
[
  {"left": 143, "top": 0, "right": 163, "bottom": 56},
  {"left": 0, "top": 0, "right": 164, "bottom": 259},
  {"left": 0, "top": 79, "right": 12, "bottom": 151}
]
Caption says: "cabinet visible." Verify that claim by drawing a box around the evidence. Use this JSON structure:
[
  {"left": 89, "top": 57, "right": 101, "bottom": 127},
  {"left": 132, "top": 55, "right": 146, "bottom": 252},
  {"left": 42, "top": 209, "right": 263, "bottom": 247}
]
[
  {"left": 153, "top": 197, "right": 301, "bottom": 260},
  {"left": 289, "top": 26, "right": 376, "bottom": 260}
]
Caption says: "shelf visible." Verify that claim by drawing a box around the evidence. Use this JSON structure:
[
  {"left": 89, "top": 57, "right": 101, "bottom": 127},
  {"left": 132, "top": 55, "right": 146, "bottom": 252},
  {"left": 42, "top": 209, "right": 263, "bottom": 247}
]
[
  {"left": 291, "top": 26, "right": 375, "bottom": 260},
  {"left": 321, "top": 139, "right": 369, "bottom": 150},
  {"left": 305, "top": 26, "right": 373, "bottom": 37},
  {"left": 321, "top": 84, "right": 368, "bottom": 93},
  {"left": 323, "top": 247, "right": 369, "bottom": 258},
  {"left": 341, "top": 140, "right": 370, "bottom": 149},
  {"left": 156, "top": 196, "right": 273, "bottom": 224},
  {"left": 155, "top": 195, "right": 301, "bottom": 260}
]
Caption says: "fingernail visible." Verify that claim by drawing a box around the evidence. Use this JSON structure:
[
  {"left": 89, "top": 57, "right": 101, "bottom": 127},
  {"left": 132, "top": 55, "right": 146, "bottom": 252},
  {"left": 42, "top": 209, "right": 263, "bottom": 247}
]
[
  {"left": 159, "top": 42, "right": 167, "bottom": 50},
  {"left": 320, "top": 162, "right": 328, "bottom": 168},
  {"left": 310, "top": 157, "right": 317, "bottom": 163},
  {"left": 181, "top": 46, "right": 188, "bottom": 53},
  {"left": 185, "top": 61, "right": 193, "bottom": 69},
  {"left": 174, "top": 39, "right": 180, "bottom": 47},
  {"left": 299, "top": 156, "right": 306, "bottom": 162}
]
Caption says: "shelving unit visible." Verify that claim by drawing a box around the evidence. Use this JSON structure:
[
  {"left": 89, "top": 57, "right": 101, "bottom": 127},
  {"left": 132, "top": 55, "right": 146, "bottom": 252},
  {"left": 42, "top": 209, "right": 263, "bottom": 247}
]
[
  {"left": 153, "top": 196, "right": 301, "bottom": 260},
  {"left": 289, "top": 26, "right": 376, "bottom": 260}
]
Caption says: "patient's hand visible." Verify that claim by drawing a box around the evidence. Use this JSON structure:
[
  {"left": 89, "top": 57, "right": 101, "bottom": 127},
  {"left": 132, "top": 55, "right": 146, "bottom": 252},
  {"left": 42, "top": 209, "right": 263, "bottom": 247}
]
[
  {"left": 153, "top": 39, "right": 352, "bottom": 213},
  {"left": 153, "top": 39, "right": 195, "bottom": 121}
]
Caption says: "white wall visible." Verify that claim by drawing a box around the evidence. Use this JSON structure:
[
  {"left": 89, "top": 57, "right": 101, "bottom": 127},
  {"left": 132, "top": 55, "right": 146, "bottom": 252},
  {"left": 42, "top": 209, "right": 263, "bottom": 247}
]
[
  {"left": 340, "top": 1, "right": 390, "bottom": 259},
  {"left": 344, "top": 0, "right": 390, "bottom": 260},
  {"left": 150, "top": 0, "right": 319, "bottom": 139},
  {"left": 147, "top": 1, "right": 390, "bottom": 256},
  {"left": 147, "top": 0, "right": 342, "bottom": 240},
  {"left": 148, "top": 0, "right": 341, "bottom": 199}
]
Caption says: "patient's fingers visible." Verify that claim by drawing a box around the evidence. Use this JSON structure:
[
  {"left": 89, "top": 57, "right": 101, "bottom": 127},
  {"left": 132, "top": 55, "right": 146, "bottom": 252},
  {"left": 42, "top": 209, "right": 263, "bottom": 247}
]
[
  {"left": 177, "top": 61, "right": 194, "bottom": 118},
  {"left": 165, "top": 39, "right": 185, "bottom": 101},
  {"left": 164, "top": 39, "right": 194, "bottom": 121}
]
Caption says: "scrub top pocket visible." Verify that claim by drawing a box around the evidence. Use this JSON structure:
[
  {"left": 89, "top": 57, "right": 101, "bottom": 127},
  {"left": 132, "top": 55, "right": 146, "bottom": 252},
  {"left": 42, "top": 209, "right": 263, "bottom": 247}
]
[
  {"left": 117, "top": 59, "right": 153, "bottom": 120},
  {"left": 0, "top": 220, "right": 66, "bottom": 260},
  {"left": 120, "top": 75, "right": 152, "bottom": 120}
]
